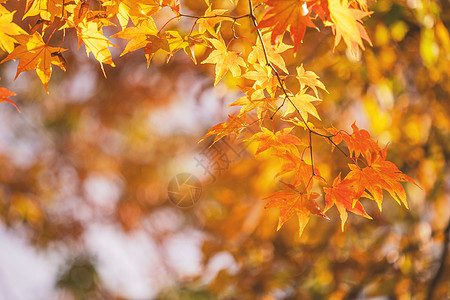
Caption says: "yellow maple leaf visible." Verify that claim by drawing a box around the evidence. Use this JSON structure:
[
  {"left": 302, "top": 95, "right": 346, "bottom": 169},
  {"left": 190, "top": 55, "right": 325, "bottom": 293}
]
[
  {"left": 1, "top": 33, "right": 66, "bottom": 93},
  {"left": 327, "top": 0, "right": 372, "bottom": 57},
  {"left": 243, "top": 63, "right": 278, "bottom": 95},
  {"left": 0, "top": 8, "right": 26, "bottom": 53},
  {"left": 102, "top": 0, "right": 160, "bottom": 29},
  {"left": 264, "top": 182, "right": 328, "bottom": 237},
  {"left": 283, "top": 89, "right": 322, "bottom": 121},
  {"left": 166, "top": 30, "right": 207, "bottom": 64},
  {"left": 296, "top": 64, "right": 328, "bottom": 97},
  {"left": 144, "top": 33, "right": 170, "bottom": 67},
  {"left": 77, "top": 21, "right": 116, "bottom": 67},
  {"left": 248, "top": 32, "right": 292, "bottom": 74},
  {"left": 24, "top": 0, "right": 64, "bottom": 22},
  {"left": 201, "top": 36, "right": 246, "bottom": 85},
  {"left": 112, "top": 18, "right": 159, "bottom": 56},
  {"left": 197, "top": 6, "right": 231, "bottom": 37}
]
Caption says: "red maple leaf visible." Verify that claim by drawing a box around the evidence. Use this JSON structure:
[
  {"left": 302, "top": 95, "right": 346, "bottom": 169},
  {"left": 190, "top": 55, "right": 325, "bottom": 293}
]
[
  {"left": 258, "top": 0, "right": 318, "bottom": 51},
  {"left": 0, "top": 87, "right": 21, "bottom": 112}
]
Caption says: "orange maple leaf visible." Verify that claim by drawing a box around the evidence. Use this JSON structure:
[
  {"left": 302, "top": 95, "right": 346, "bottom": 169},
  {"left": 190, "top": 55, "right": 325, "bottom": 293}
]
[
  {"left": 0, "top": 87, "right": 20, "bottom": 112},
  {"left": 275, "top": 151, "right": 323, "bottom": 187},
  {"left": 200, "top": 115, "right": 247, "bottom": 144},
  {"left": 265, "top": 182, "right": 329, "bottom": 236},
  {"left": 228, "top": 86, "right": 276, "bottom": 121},
  {"left": 246, "top": 127, "right": 306, "bottom": 155},
  {"left": 1, "top": 33, "right": 67, "bottom": 93},
  {"left": 258, "top": 0, "right": 318, "bottom": 51},
  {"left": 346, "top": 147, "right": 416, "bottom": 210},
  {"left": 324, "top": 173, "right": 372, "bottom": 231},
  {"left": 328, "top": 122, "right": 379, "bottom": 160}
]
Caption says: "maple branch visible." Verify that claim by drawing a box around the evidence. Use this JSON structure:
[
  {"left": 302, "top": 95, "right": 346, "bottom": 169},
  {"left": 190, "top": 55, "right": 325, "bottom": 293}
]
[
  {"left": 313, "top": 131, "right": 352, "bottom": 158},
  {"left": 248, "top": 0, "right": 317, "bottom": 174},
  {"left": 247, "top": 0, "right": 361, "bottom": 177}
]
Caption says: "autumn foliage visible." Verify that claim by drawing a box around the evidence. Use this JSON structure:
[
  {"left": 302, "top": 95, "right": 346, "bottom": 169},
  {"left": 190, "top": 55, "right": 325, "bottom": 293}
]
[
  {"left": 1, "top": 0, "right": 450, "bottom": 298},
  {"left": 0, "top": 0, "right": 420, "bottom": 237}
]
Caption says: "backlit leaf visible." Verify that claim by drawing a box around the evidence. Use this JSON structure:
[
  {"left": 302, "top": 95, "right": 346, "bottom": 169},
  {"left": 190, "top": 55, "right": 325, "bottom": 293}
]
[
  {"left": 1, "top": 33, "right": 67, "bottom": 92},
  {"left": 201, "top": 36, "right": 246, "bottom": 85}
]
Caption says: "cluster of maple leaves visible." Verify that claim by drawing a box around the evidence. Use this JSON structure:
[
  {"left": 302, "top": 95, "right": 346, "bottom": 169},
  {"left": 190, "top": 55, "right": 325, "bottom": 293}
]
[{"left": 0, "top": 0, "right": 417, "bottom": 236}]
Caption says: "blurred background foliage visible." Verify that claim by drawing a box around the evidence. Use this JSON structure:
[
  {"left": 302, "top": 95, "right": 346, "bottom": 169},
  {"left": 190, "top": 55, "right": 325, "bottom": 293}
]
[{"left": 0, "top": 0, "right": 449, "bottom": 299}]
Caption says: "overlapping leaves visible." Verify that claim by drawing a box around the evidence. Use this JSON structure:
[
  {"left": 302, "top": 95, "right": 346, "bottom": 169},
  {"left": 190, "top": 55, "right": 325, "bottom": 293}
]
[{"left": 0, "top": 0, "right": 417, "bottom": 237}]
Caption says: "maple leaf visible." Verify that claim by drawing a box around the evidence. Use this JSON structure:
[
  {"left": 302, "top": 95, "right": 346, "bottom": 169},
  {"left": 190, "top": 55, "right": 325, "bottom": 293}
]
[
  {"left": 112, "top": 19, "right": 158, "bottom": 56},
  {"left": 264, "top": 182, "right": 329, "bottom": 236},
  {"left": 353, "top": 0, "right": 369, "bottom": 11},
  {"left": 283, "top": 116, "right": 318, "bottom": 131},
  {"left": 284, "top": 89, "right": 322, "bottom": 121},
  {"left": 166, "top": 31, "right": 207, "bottom": 64},
  {"left": 246, "top": 127, "right": 305, "bottom": 155},
  {"left": 248, "top": 32, "right": 292, "bottom": 74},
  {"left": 144, "top": 33, "right": 171, "bottom": 66},
  {"left": 243, "top": 63, "right": 278, "bottom": 95},
  {"left": 328, "top": 122, "right": 379, "bottom": 160},
  {"left": 275, "top": 151, "right": 322, "bottom": 187},
  {"left": 228, "top": 86, "right": 276, "bottom": 121},
  {"left": 324, "top": 173, "right": 372, "bottom": 231},
  {"left": 197, "top": 6, "right": 232, "bottom": 37},
  {"left": 76, "top": 21, "right": 116, "bottom": 67},
  {"left": 0, "top": 8, "right": 26, "bottom": 53},
  {"left": 24, "top": 0, "right": 64, "bottom": 22},
  {"left": 63, "top": 1, "right": 111, "bottom": 28},
  {"left": 346, "top": 147, "right": 416, "bottom": 210},
  {"left": 0, "top": 87, "right": 21, "bottom": 112},
  {"left": 102, "top": 0, "right": 161, "bottom": 29},
  {"left": 111, "top": 19, "right": 170, "bottom": 66},
  {"left": 200, "top": 115, "right": 247, "bottom": 144},
  {"left": 326, "top": 0, "right": 372, "bottom": 57},
  {"left": 1, "top": 33, "right": 67, "bottom": 93},
  {"left": 201, "top": 36, "right": 246, "bottom": 86},
  {"left": 309, "top": 0, "right": 330, "bottom": 21},
  {"left": 258, "top": 0, "right": 318, "bottom": 51},
  {"left": 296, "top": 64, "right": 328, "bottom": 97},
  {"left": 159, "top": 0, "right": 180, "bottom": 15}
]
